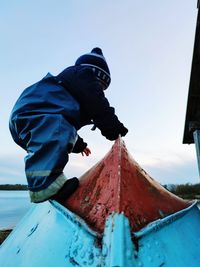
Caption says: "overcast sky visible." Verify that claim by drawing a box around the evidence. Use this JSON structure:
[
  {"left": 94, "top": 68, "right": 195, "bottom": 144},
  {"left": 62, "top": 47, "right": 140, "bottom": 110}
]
[{"left": 1, "top": 1, "right": 199, "bottom": 185}]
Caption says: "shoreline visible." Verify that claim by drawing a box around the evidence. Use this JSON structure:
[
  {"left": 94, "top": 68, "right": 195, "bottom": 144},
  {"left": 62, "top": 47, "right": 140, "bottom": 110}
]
[{"left": 0, "top": 229, "right": 12, "bottom": 245}]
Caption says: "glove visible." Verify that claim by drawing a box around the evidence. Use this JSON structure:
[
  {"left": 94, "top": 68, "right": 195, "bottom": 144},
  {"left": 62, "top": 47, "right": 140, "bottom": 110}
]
[
  {"left": 101, "top": 123, "right": 128, "bottom": 141},
  {"left": 119, "top": 124, "right": 128, "bottom": 137},
  {"left": 72, "top": 136, "right": 87, "bottom": 153}
]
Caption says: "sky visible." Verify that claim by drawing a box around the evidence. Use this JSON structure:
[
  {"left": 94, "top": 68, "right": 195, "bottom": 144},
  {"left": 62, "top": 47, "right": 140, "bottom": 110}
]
[{"left": 0, "top": 1, "right": 199, "bottom": 186}]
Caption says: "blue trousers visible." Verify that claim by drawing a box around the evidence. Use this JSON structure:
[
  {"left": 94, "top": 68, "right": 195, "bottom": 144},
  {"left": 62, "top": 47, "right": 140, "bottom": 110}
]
[{"left": 9, "top": 114, "right": 77, "bottom": 192}]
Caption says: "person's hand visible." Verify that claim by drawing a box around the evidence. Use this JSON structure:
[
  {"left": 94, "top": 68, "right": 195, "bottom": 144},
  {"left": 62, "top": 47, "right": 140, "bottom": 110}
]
[
  {"left": 120, "top": 124, "right": 128, "bottom": 137},
  {"left": 81, "top": 147, "right": 91, "bottom": 156}
]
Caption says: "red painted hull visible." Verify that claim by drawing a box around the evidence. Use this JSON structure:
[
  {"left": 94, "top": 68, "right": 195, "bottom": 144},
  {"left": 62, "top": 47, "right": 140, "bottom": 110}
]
[{"left": 65, "top": 138, "right": 190, "bottom": 233}]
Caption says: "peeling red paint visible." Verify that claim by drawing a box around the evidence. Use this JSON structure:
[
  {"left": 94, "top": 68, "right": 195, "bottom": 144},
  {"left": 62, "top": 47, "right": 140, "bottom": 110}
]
[{"left": 64, "top": 137, "right": 191, "bottom": 233}]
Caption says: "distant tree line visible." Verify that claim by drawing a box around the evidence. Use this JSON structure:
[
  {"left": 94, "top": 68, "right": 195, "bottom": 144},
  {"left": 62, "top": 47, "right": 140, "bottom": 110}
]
[
  {"left": 0, "top": 184, "right": 28, "bottom": 190},
  {"left": 163, "top": 183, "right": 200, "bottom": 199},
  {"left": 0, "top": 183, "right": 200, "bottom": 197}
]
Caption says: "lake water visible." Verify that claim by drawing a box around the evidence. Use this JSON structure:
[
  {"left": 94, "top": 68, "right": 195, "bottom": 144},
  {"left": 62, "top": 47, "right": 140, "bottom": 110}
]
[{"left": 0, "top": 191, "right": 32, "bottom": 230}]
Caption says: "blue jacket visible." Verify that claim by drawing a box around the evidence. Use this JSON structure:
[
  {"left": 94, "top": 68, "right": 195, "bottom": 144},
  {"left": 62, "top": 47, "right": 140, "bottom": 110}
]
[
  {"left": 57, "top": 65, "right": 127, "bottom": 140},
  {"left": 11, "top": 66, "right": 127, "bottom": 142},
  {"left": 11, "top": 73, "right": 81, "bottom": 129}
]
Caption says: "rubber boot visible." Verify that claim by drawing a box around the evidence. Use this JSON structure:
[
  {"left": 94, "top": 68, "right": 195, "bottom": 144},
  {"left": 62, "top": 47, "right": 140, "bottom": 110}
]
[{"left": 51, "top": 177, "right": 79, "bottom": 203}]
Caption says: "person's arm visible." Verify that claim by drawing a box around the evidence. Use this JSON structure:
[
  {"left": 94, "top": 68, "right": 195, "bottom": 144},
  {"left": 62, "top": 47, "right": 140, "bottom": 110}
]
[
  {"left": 90, "top": 87, "right": 128, "bottom": 140},
  {"left": 75, "top": 69, "right": 128, "bottom": 140},
  {"left": 57, "top": 66, "right": 128, "bottom": 140},
  {"left": 72, "top": 135, "right": 87, "bottom": 153},
  {"left": 72, "top": 135, "right": 91, "bottom": 156}
]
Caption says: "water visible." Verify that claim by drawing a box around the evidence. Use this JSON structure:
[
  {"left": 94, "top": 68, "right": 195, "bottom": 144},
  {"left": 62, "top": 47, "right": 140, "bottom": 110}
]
[{"left": 0, "top": 191, "right": 32, "bottom": 230}]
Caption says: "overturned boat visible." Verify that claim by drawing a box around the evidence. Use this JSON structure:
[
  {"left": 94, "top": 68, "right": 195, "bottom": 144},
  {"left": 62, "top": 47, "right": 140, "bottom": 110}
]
[
  {"left": 2, "top": 2, "right": 200, "bottom": 266},
  {"left": 0, "top": 137, "right": 200, "bottom": 267}
]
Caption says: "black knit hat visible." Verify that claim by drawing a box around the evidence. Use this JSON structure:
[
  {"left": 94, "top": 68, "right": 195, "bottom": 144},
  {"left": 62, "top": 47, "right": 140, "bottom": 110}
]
[{"left": 75, "top": 48, "right": 111, "bottom": 89}]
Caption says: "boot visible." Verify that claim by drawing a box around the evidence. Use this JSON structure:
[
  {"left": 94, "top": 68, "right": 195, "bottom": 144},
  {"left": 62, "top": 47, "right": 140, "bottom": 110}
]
[{"left": 51, "top": 177, "right": 79, "bottom": 203}]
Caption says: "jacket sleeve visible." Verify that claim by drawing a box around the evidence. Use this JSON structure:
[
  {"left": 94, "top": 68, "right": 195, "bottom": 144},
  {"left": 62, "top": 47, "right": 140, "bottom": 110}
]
[
  {"left": 72, "top": 135, "right": 87, "bottom": 153},
  {"left": 88, "top": 86, "right": 128, "bottom": 140},
  {"left": 57, "top": 66, "right": 128, "bottom": 141},
  {"left": 74, "top": 68, "right": 128, "bottom": 140}
]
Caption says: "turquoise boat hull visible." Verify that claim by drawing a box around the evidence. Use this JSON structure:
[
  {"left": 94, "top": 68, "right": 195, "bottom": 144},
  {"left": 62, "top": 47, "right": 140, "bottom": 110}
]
[{"left": 1, "top": 200, "right": 200, "bottom": 267}]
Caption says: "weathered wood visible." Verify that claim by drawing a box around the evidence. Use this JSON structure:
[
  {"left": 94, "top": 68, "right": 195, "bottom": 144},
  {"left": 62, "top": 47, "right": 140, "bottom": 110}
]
[
  {"left": 183, "top": 7, "right": 200, "bottom": 144},
  {"left": 65, "top": 138, "right": 190, "bottom": 233}
]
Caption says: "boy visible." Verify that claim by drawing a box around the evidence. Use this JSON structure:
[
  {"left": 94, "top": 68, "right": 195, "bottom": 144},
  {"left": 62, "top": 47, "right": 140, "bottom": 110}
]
[{"left": 9, "top": 48, "right": 128, "bottom": 204}]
